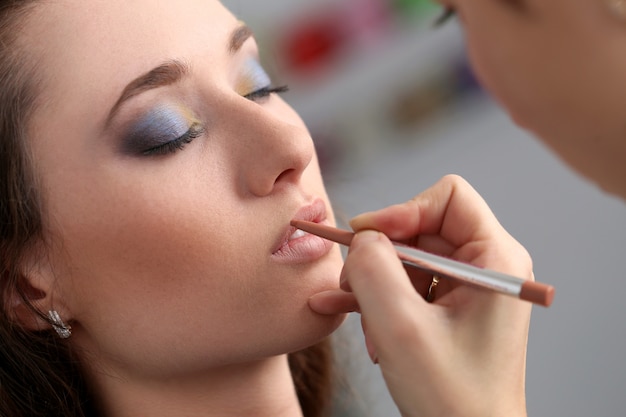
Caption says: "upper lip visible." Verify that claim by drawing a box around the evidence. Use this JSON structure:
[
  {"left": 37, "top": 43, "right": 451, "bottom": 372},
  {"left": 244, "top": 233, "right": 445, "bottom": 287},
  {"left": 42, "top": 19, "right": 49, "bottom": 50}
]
[{"left": 271, "top": 198, "right": 327, "bottom": 254}]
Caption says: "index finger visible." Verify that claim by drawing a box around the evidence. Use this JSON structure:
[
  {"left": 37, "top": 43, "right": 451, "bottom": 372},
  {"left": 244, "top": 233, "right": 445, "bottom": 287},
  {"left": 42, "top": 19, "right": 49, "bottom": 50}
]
[{"left": 349, "top": 174, "right": 505, "bottom": 249}]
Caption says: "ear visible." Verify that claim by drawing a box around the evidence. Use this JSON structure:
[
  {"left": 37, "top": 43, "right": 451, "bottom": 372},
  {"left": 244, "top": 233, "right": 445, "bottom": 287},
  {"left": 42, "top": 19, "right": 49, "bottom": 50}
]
[{"left": 7, "top": 249, "right": 71, "bottom": 333}]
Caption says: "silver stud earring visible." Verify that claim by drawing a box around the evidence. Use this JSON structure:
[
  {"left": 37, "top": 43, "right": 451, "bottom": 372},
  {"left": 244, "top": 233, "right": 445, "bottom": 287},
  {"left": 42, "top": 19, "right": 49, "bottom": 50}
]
[
  {"left": 607, "top": 0, "right": 626, "bottom": 21},
  {"left": 48, "top": 310, "right": 72, "bottom": 339}
]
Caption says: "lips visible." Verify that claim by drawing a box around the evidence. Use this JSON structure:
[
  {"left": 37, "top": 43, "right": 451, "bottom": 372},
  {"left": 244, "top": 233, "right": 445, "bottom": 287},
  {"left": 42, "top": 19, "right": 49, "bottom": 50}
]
[{"left": 271, "top": 198, "right": 333, "bottom": 262}]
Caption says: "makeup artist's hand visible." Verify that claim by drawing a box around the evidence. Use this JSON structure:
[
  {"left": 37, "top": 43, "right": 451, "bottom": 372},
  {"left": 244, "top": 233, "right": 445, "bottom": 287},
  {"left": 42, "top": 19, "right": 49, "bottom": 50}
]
[{"left": 310, "top": 175, "right": 531, "bottom": 417}]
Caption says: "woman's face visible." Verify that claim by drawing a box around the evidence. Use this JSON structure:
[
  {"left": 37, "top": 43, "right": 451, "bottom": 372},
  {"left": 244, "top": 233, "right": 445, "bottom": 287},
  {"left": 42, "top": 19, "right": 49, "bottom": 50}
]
[
  {"left": 445, "top": 0, "right": 626, "bottom": 195},
  {"left": 24, "top": 0, "right": 344, "bottom": 378}
]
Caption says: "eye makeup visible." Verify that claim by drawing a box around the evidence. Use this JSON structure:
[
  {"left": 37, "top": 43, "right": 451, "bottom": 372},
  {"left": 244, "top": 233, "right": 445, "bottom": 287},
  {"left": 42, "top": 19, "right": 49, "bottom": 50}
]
[
  {"left": 119, "top": 58, "right": 282, "bottom": 156},
  {"left": 121, "top": 104, "right": 203, "bottom": 156},
  {"left": 237, "top": 58, "right": 272, "bottom": 97},
  {"left": 236, "top": 58, "right": 290, "bottom": 101}
]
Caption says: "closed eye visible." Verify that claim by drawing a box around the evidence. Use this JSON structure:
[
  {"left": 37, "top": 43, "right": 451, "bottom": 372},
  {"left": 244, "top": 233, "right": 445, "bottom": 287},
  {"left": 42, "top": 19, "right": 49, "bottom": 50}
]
[
  {"left": 142, "top": 123, "right": 205, "bottom": 156},
  {"left": 244, "top": 85, "right": 289, "bottom": 102}
]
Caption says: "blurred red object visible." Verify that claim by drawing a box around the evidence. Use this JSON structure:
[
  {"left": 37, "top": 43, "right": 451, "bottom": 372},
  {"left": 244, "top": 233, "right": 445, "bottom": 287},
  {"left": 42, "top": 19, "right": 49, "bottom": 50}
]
[{"left": 280, "top": 11, "right": 346, "bottom": 73}]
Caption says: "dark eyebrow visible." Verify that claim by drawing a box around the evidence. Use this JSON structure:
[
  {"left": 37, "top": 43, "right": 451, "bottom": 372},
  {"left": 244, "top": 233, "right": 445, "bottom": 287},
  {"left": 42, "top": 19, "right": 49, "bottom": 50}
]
[
  {"left": 229, "top": 24, "right": 253, "bottom": 54},
  {"left": 106, "top": 60, "right": 189, "bottom": 127},
  {"left": 106, "top": 24, "right": 253, "bottom": 127}
]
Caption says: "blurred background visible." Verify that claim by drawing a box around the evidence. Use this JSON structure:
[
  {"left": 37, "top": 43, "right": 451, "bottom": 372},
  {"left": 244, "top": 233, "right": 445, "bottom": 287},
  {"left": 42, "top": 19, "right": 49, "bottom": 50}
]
[{"left": 223, "top": 1, "right": 626, "bottom": 416}]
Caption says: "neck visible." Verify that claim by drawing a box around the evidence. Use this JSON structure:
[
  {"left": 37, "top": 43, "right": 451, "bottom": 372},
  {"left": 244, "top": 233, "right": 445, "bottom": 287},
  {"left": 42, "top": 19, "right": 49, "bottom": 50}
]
[{"left": 92, "top": 354, "right": 304, "bottom": 417}]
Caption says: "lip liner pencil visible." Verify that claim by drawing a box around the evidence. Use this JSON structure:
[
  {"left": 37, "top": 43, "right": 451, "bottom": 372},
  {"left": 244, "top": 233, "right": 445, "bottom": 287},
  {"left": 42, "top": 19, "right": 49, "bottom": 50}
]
[{"left": 291, "top": 220, "right": 555, "bottom": 307}]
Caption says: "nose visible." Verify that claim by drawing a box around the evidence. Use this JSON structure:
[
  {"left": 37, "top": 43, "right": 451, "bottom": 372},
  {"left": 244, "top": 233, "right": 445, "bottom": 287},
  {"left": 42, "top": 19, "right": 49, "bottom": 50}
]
[{"left": 229, "top": 99, "right": 315, "bottom": 197}]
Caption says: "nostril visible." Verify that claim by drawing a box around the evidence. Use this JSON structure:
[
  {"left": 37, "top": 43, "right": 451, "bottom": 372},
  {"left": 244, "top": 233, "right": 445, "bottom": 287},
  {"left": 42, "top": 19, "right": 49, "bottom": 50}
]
[{"left": 275, "top": 168, "right": 295, "bottom": 185}]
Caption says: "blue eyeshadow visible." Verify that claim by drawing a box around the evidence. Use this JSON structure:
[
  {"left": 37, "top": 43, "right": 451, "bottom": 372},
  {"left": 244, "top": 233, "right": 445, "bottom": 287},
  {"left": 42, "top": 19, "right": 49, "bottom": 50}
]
[
  {"left": 122, "top": 105, "right": 191, "bottom": 154},
  {"left": 240, "top": 58, "right": 271, "bottom": 93},
  {"left": 248, "top": 59, "right": 271, "bottom": 86}
]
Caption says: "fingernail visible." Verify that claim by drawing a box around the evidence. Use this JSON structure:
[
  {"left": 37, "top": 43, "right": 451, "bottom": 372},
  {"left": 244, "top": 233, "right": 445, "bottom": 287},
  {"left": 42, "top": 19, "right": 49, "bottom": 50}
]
[{"left": 348, "top": 212, "right": 375, "bottom": 229}]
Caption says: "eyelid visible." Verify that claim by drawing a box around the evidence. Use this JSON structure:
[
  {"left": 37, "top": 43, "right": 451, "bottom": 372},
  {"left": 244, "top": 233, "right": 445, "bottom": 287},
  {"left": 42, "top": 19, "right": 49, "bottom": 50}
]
[
  {"left": 237, "top": 58, "right": 272, "bottom": 95},
  {"left": 244, "top": 85, "right": 289, "bottom": 101},
  {"left": 121, "top": 105, "right": 200, "bottom": 155},
  {"left": 141, "top": 123, "right": 205, "bottom": 156}
]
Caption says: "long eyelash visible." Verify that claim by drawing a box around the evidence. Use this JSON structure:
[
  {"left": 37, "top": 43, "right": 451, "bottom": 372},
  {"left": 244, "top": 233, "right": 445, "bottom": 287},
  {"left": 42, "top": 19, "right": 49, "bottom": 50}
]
[
  {"left": 142, "top": 124, "right": 205, "bottom": 156},
  {"left": 244, "top": 85, "right": 289, "bottom": 101}
]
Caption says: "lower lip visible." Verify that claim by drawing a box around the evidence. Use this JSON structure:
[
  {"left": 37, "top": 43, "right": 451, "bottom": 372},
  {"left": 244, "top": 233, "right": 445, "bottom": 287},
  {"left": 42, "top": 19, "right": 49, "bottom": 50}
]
[{"left": 271, "top": 227, "right": 334, "bottom": 264}]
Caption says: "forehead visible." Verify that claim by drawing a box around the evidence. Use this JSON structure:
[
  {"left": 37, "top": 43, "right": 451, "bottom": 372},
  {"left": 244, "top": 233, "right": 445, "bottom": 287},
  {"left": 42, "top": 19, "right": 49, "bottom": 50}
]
[
  {"left": 25, "top": 0, "right": 235, "bottom": 58},
  {"left": 23, "top": 0, "right": 237, "bottom": 127}
]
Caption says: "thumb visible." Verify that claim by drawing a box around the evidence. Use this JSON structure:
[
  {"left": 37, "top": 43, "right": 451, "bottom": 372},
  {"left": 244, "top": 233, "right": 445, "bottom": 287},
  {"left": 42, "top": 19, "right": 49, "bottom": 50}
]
[{"left": 341, "top": 230, "right": 428, "bottom": 348}]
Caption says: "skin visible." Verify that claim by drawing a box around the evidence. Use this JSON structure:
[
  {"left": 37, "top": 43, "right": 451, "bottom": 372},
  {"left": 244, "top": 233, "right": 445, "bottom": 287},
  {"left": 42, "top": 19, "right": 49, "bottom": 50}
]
[
  {"left": 312, "top": 175, "right": 532, "bottom": 417},
  {"left": 313, "top": 1, "right": 626, "bottom": 416},
  {"left": 442, "top": 0, "right": 626, "bottom": 198},
  {"left": 19, "top": 1, "right": 615, "bottom": 416},
  {"left": 17, "top": 1, "right": 345, "bottom": 416}
]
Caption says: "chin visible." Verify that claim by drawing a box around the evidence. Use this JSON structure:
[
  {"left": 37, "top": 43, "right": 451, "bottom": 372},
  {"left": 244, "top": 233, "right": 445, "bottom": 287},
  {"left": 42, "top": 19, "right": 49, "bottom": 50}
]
[
  {"left": 279, "top": 249, "right": 346, "bottom": 351},
  {"left": 289, "top": 311, "right": 347, "bottom": 354},
  {"left": 289, "top": 287, "right": 347, "bottom": 345}
]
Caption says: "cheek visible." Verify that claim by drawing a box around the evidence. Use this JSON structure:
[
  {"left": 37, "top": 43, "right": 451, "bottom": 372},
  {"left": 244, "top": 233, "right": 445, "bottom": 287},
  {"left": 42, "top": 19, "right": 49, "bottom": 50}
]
[
  {"left": 463, "top": 25, "right": 526, "bottom": 110},
  {"left": 458, "top": 2, "right": 602, "bottom": 134},
  {"left": 61, "top": 202, "right": 344, "bottom": 374},
  {"left": 46, "top": 161, "right": 343, "bottom": 369},
  {"left": 457, "top": 4, "right": 554, "bottom": 127},
  {"left": 50, "top": 184, "right": 255, "bottom": 363},
  {"left": 44, "top": 161, "right": 237, "bottom": 310}
]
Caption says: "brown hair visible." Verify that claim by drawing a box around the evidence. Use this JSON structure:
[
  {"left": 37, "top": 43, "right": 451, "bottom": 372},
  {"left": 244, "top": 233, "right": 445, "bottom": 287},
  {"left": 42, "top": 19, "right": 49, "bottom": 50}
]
[{"left": 0, "top": 2, "right": 334, "bottom": 416}]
